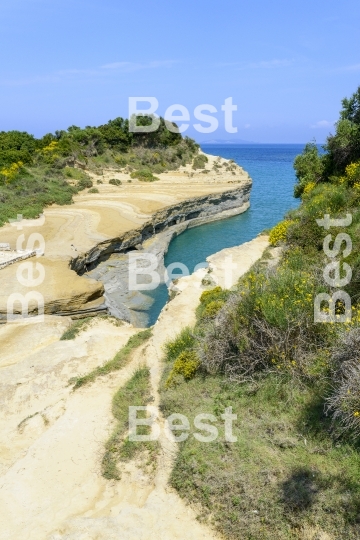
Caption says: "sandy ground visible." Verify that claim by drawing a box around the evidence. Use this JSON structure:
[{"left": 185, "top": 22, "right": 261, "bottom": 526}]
[
  {"left": 0, "top": 154, "right": 250, "bottom": 260},
  {"left": 0, "top": 153, "right": 251, "bottom": 318},
  {"left": 0, "top": 234, "right": 269, "bottom": 540}
]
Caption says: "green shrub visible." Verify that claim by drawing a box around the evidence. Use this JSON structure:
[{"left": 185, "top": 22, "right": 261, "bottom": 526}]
[
  {"left": 202, "top": 299, "right": 225, "bottom": 318},
  {"left": 130, "top": 169, "right": 159, "bottom": 182},
  {"left": 293, "top": 142, "right": 324, "bottom": 198},
  {"left": 114, "top": 156, "right": 127, "bottom": 166},
  {"left": 164, "top": 327, "right": 195, "bottom": 363},
  {"left": 63, "top": 167, "right": 88, "bottom": 180},
  {"left": 109, "top": 178, "right": 122, "bottom": 186},
  {"left": 197, "top": 286, "right": 230, "bottom": 320},
  {"left": 88, "top": 187, "right": 99, "bottom": 193},
  {"left": 269, "top": 220, "right": 294, "bottom": 245},
  {"left": 166, "top": 350, "right": 200, "bottom": 387},
  {"left": 326, "top": 329, "right": 360, "bottom": 439},
  {"left": 192, "top": 154, "right": 208, "bottom": 170},
  {"left": 77, "top": 177, "right": 93, "bottom": 190}
]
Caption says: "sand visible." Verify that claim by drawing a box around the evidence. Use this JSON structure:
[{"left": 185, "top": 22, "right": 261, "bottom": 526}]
[
  {"left": 0, "top": 235, "right": 269, "bottom": 540},
  {"left": 0, "top": 153, "right": 251, "bottom": 318}
]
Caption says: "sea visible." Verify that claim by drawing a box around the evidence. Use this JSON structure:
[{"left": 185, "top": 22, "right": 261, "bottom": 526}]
[{"left": 135, "top": 144, "right": 304, "bottom": 326}]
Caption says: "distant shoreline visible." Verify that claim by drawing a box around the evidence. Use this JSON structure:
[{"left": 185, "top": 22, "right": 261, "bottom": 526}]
[{"left": 200, "top": 141, "right": 324, "bottom": 145}]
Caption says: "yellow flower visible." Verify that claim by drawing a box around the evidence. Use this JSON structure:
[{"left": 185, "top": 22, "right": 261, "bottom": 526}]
[
  {"left": 1, "top": 161, "right": 24, "bottom": 183},
  {"left": 269, "top": 220, "right": 294, "bottom": 246},
  {"left": 303, "top": 181, "right": 316, "bottom": 194}
]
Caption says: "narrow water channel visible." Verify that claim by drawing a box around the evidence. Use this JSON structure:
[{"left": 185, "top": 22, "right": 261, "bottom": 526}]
[{"left": 143, "top": 144, "right": 302, "bottom": 326}]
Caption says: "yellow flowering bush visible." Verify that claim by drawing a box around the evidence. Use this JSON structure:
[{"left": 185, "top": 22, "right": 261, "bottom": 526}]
[
  {"left": 163, "top": 327, "right": 195, "bottom": 363},
  {"left": 0, "top": 161, "right": 24, "bottom": 183},
  {"left": 166, "top": 350, "right": 200, "bottom": 387},
  {"left": 269, "top": 220, "right": 293, "bottom": 245},
  {"left": 37, "top": 140, "right": 59, "bottom": 164},
  {"left": 303, "top": 181, "right": 316, "bottom": 194},
  {"left": 202, "top": 299, "right": 225, "bottom": 318},
  {"left": 339, "top": 161, "right": 360, "bottom": 187},
  {"left": 42, "top": 141, "right": 58, "bottom": 153},
  {"left": 200, "top": 286, "right": 223, "bottom": 304}
]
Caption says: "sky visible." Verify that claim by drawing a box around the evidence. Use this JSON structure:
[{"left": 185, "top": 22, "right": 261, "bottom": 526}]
[{"left": 0, "top": 0, "right": 360, "bottom": 143}]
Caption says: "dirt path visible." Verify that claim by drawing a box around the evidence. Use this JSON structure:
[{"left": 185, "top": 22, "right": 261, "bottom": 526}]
[{"left": 0, "top": 236, "right": 269, "bottom": 540}]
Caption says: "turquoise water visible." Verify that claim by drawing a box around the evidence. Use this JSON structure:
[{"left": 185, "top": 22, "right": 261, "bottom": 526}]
[{"left": 144, "top": 144, "right": 303, "bottom": 326}]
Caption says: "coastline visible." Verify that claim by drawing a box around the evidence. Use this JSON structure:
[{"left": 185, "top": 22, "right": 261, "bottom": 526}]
[
  {"left": 0, "top": 234, "right": 269, "bottom": 540},
  {"left": 0, "top": 153, "right": 252, "bottom": 321}
]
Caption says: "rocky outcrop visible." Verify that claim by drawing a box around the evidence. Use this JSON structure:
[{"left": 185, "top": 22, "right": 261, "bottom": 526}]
[
  {"left": 0, "top": 259, "right": 105, "bottom": 321},
  {"left": 70, "top": 184, "right": 251, "bottom": 274},
  {"left": 0, "top": 154, "right": 252, "bottom": 322}
]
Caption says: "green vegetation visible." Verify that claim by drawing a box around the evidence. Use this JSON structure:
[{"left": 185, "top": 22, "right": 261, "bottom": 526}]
[
  {"left": 71, "top": 328, "right": 152, "bottom": 389},
  {"left": 109, "top": 178, "right": 122, "bottom": 186},
  {"left": 130, "top": 169, "right": 159, "bottom": 182},
  {"left": 88, "top": 187, "right": 99, "bottom": 193},
  {"left": 60, "top": 317, "right": 93, "bottom": 340},
  {"left": 102, "top": 365, "right": 158, "bottom": 480},
  {"left": 0, "top": 116, "right": 199, "bottom": 226},
  {"left": 159, "top": 87, "right": 360, "bottom": 539},
  {"left": 192, "top": 153, "right": 208, "bottom": 169}
]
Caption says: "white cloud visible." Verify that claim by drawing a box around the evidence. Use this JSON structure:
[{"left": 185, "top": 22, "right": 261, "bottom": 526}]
[
  {"left": 101, "top": 60, "right": 176, "bottom": 71},
  {"left": 215, "top": 58, "right": 295, "bottom": 70},
  {"left": 244, "top": 124, "right": 251, "bottom": 129},
  {"left": 0, "top": 60, "right": 177, "bottom": 86},
  {"left": 249, "top": 58, "right": 294, "bottom": 69},
  {"left": 343, "top": 63, "right": 360, "bottom": 72},
  {"left": 311, "top": 120, "right": 334, "bottom": 129}
]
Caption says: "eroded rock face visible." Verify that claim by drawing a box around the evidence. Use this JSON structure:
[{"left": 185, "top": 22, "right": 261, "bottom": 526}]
[
  {"left": 85, "top": 190, "right": 251, "bottom": 325},
  {"left": 0, "top": 153, "right": 252, "bottom": 320},
  {"left": 70, "top": 185, "right": 251, "bottom": 273},
  {"left": 0, "top": 259, "right": 105, "bottom": 320}
]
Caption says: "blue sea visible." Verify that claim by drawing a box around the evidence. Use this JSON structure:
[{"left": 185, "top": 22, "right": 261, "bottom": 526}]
[{"left": 144, "top": 144, "right": 303, "bottom": 326}]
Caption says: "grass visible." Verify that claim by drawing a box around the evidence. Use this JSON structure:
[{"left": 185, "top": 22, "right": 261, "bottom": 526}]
[
  {"left": 102, "top": 365, "right": 159, "bottom": 480},
  {"left": 160, "top": 368, "right": 360, "bottom": 539},
  {"left": 0, "top": 140, "right": 198, "bottom": 226},
  {"left": 157, "top": 211, "right": 360, "bottom": 538},
  {"left": 70, "top": 328, "right": 152, "bottom": 389},
  {"left": 60, "top": 317, "right": 93, "bottom": 340},
  {"left": 60, "top": 314, "right": 124, "bottom": 341},
  {"left": 0, "top": 166, "right": 78, "bottom": 226}
]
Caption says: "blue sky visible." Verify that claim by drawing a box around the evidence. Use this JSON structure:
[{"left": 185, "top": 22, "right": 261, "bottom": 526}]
[{"left": 1, "top": 0, "right": 359, "bottom": 143}]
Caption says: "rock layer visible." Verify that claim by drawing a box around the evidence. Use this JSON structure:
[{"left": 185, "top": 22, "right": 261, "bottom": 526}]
[{"left": 0, "top": 153, "right": 252, "bottom": 320}]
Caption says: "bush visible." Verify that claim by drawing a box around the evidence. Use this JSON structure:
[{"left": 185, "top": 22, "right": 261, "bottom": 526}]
[
  {"left": 109, "top": 178, "right": 122, "bottom": 186},
  {"left": 269, "top": 220, "right": 294, "bottom": 245},
  {"left": 192, "top": 154, "right": 208, "bottom": 170},
  {"left": 114, "top": 155, "right": 127, "bottom": 166},
  {"left": 130, "top": 169, "right": 159, "bottom": 182},
  {"left": 63, "top": 167, "right": 87, "bottom": 180},
  {"left": 0, "top": 161, "right": 25, "bottom": 183},
  {"left": 77, "top": 177, "right": 93, "bottom": 190},
  {"left": 164, "top": 327, "right": 195, "bottom": 363},
  {"left": 88, "top": 187, "right": 99, "bottom": 193},
  {"left": 339, "top": 161, "right": 360, "bottom": 187},
  {"left": 293, "top": 142, "right": 324, "bottom": 198},
  {"left": 166, "top": 350, "right": 200, "bottom": 387},
  {"left": 197, "top": 286, "right": 230, "bottom": 320},
  {"left": 202, "top": 299, "right": 225, "bottom": 318},
  {"left": 326, "top": 329, "right": 360, "bottom": 439}
]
